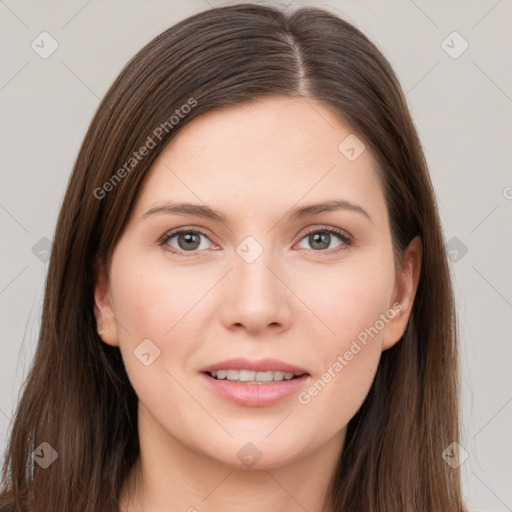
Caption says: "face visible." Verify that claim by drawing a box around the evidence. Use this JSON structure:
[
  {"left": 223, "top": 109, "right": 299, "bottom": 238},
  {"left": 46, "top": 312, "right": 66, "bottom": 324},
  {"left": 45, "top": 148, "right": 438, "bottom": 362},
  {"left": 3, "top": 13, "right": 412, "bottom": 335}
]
[{"left": 95, "top": 96, "right": 421, "bottom": 471}]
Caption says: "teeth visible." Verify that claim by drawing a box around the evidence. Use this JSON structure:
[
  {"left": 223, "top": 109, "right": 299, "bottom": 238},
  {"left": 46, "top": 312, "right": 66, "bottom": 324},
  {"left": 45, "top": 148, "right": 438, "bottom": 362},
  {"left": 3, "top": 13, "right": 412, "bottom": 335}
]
[
  {"left": 239, "top": 370, "right": 256, "bottom": 381},
  {"left": 226, "top": 370, "right": 239, "bottom": 380},
  {"left": 209, "top": 369, "right": 299, "bottom": 382}
]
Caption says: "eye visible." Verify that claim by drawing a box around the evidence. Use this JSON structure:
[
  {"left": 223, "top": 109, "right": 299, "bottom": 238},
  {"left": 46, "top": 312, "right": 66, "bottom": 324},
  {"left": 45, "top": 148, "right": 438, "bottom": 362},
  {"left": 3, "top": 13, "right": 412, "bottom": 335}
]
[
  {"left": 159, "top": 226, "right": 352, "bottom": 256},
  {"left": 295, "top": 226, "right": 352, "bottom": 253},
  {"left": 159, "top": 228, "right": 216, "bottom": 255}
]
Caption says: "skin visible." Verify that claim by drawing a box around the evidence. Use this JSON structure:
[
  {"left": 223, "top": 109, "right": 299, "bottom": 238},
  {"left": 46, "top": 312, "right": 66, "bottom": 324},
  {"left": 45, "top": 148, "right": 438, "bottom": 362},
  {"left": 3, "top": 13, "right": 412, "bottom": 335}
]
[{"left": 94, "top": 96, "right": 421, "bottom": 512}]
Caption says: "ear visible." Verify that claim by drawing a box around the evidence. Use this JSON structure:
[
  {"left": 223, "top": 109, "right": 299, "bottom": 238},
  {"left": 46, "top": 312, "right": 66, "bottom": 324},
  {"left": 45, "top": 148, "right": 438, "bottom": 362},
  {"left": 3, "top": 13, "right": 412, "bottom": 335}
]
[
  {"left": 382, "top": 236, "right": 422, "bottom": 351},
  {"left": 93, "top": 259, "right": 119, "bottom": 347}
]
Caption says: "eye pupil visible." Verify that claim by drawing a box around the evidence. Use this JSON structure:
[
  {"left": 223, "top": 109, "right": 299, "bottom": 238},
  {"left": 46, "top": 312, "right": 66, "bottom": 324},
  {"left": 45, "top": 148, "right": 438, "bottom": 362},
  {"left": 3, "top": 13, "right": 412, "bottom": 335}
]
[
  {"left": 178, "top": 232, "right": 201, "bottom": 250},
  {"left": 310, "top": 232, "right": 330, "bottom": 250}
]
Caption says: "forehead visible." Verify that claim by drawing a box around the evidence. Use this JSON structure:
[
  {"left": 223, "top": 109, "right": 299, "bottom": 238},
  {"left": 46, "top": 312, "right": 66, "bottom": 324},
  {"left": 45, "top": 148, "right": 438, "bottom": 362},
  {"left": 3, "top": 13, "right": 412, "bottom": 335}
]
[
  {"left": 133, "top": 96, "right": 386, "bottom": 224},
  {"left": 163, "top": 96, "right": 367, "bottom": 166}
]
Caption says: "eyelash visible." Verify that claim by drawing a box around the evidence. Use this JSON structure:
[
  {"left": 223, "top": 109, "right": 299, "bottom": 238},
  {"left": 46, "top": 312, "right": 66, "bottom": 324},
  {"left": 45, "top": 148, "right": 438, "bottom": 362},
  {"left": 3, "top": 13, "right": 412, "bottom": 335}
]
[{"left": 158, "top": 225, "right": 353, "bottom": 257}]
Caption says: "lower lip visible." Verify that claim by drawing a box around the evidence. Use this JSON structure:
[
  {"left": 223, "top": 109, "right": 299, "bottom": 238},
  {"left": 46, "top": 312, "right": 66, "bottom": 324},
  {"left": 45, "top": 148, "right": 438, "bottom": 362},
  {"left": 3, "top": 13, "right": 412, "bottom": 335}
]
[{"left": 199, "top": 373, "right": 310, "bottom": 407}]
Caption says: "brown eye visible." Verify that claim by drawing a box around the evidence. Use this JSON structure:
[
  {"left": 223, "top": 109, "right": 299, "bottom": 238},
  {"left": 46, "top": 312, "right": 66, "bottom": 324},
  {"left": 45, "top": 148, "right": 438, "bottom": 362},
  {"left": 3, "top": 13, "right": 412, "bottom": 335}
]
[
  {"left": 175, "top": 232, "right": 202, "bottom": 251},
  {"left": 296, "top": 227, "right": 352, "bottom": 252},
  {"left": 161, "top": 229, "right": 212, "bottom": 254},
  {"left": 308, "top": 232, "right": 331, "bottom": 250}
]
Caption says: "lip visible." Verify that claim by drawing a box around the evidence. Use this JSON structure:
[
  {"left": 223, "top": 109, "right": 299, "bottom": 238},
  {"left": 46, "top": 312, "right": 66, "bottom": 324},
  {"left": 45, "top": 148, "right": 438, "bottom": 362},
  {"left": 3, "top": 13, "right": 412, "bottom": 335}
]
[
  {"left": 199, "top": 357, "right": 309, "bottom": 375},
  {"left": 199, "top": 372, "right": 310, "bottom": 407},
  {"left": 199, "top": 358, "right": 310, "bottom": 408}
]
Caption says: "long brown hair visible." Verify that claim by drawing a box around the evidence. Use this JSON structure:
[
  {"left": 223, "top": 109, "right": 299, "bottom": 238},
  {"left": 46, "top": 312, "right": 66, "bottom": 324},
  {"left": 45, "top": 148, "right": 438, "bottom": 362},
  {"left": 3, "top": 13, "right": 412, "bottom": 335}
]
[{"left": 0, "top": 3, "right": 467, "bottom": 511}]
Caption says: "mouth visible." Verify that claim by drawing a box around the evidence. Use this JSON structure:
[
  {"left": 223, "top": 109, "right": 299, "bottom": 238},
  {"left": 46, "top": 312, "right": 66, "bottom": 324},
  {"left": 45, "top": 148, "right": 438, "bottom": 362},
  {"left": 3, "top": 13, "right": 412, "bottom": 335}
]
[
  {"left": 204, "top": 369, "right": 307, "bottom": 384},
  {"left": 199, "top": 359, "right": 311, "bottom": 407},
  {"left": 199, "top": 358, "right": 310, "bottom": 406}
]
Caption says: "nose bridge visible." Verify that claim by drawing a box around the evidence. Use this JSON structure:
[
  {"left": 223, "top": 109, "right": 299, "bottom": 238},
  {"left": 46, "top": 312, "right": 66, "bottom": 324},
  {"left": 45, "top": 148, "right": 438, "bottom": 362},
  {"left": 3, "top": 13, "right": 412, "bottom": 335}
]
[
  {"left": 221, "top": 233, "right": 291, "bottom": 331},
  {"left": 234, "top": 234, "right": 281, "bottom": 302}
]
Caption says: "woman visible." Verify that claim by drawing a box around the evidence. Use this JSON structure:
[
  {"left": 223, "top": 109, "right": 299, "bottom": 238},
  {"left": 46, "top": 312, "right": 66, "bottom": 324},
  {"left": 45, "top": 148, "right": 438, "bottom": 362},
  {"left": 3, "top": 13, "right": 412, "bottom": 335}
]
[{"left": 0, "top": 3, "right": 467, "bottom": 511}]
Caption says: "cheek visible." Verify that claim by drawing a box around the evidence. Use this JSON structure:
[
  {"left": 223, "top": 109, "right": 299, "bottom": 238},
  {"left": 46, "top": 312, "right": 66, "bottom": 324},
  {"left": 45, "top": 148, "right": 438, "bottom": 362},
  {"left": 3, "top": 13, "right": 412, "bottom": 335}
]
[
  {"left": 110, "top": 254, "right": 204, "bottom": 341},
  {"left": 108, "top": 258, "right": 206, "bottom": 403},
  {"left": 108, "top": 253, "right": 218, "bottom": 392},
  {"left": 297, "top": 344, "right": 380, "bottom": 447},
  {"left": 295, "top": 254, "right": 395, "bottom": 419},
  {"left": 302, "top": 252, "right": 396, "bottom": 346}
]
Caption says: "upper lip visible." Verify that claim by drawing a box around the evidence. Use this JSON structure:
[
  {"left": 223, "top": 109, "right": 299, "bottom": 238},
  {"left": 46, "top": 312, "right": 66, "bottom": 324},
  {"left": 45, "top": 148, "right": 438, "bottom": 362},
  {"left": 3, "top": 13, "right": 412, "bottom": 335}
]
[{"left": 199, "top": 357, "right": 309, "bottom": 376}]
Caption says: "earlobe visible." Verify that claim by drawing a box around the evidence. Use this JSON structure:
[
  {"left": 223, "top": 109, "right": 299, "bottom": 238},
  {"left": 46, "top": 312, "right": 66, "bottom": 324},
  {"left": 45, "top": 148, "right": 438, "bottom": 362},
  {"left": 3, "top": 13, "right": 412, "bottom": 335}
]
[
  {"left": 382, "top": 236, "right": 422, "bottom": 351},
  {"left": 93, "top": 260, "right": 119, "bottom": 347}
]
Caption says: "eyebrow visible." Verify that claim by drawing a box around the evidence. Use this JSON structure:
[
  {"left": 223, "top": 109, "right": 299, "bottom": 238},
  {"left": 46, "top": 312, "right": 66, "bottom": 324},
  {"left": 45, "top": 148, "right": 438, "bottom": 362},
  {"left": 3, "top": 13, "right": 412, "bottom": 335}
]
[{"left": 141, "top": 199, "right": 372, "bottom": 224}]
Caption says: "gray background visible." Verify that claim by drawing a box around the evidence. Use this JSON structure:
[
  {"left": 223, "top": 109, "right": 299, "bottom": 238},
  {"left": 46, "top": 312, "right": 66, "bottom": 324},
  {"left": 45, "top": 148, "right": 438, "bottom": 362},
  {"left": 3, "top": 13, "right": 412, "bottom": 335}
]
[{"left": 1, "top": 0, "right": 511, "bottom": 510}]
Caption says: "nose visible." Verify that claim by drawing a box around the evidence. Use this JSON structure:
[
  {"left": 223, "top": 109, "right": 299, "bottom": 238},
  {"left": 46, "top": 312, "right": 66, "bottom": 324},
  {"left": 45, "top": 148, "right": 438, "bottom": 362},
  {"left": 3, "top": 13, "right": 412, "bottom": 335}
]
[{"left": 219, "top": 246, "right": 293, "bottom": 335}]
